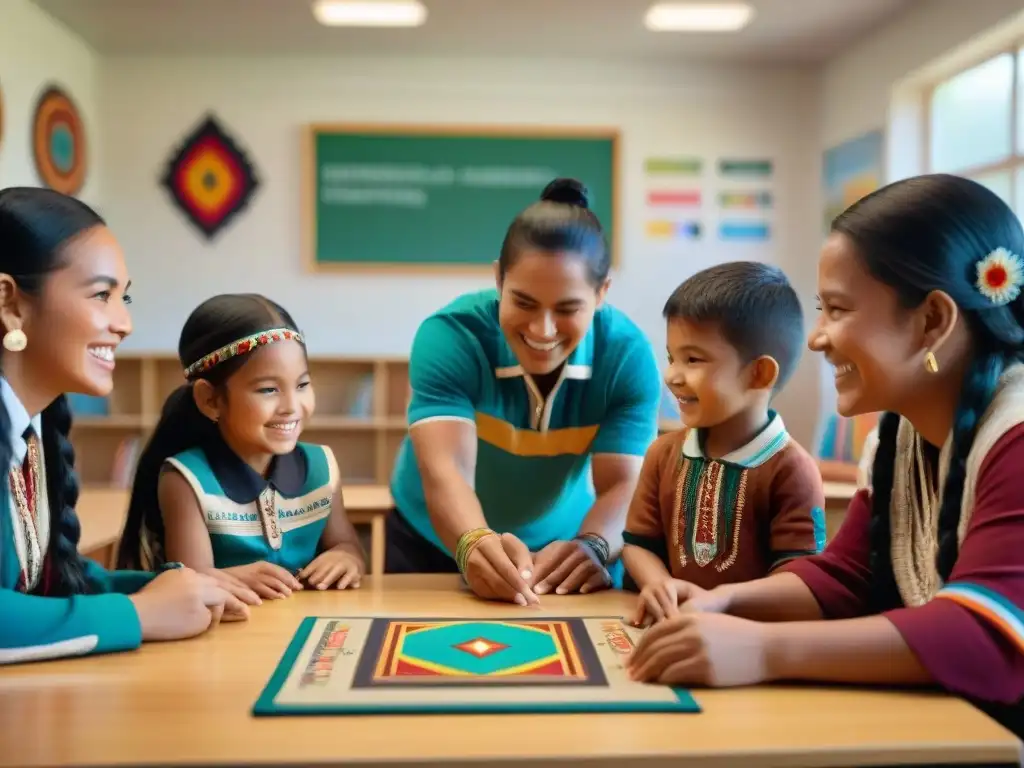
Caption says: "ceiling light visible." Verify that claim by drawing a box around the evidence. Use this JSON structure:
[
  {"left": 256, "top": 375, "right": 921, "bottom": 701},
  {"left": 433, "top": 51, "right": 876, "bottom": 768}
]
[
  {"left": 312, "top": 0, "right": 427, "bottom": 27},
  {"left": 644, "top": 3, "right": 754, "bottom": 32}
]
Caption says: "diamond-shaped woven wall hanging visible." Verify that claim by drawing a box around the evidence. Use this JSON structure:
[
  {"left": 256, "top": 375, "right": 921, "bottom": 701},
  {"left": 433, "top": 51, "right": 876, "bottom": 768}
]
[{"left": 160, "top": 114, "right": 259, "bottom": 240}]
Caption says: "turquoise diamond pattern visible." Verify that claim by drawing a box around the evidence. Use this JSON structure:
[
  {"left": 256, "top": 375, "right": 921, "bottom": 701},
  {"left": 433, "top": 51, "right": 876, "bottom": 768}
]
[{"left": 402, "top": 622, "right": 558, "bottom": 675}]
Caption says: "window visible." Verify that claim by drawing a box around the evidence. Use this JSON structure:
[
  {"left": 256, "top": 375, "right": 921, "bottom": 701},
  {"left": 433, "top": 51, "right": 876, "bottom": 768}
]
[{"left": 928, "top": 48, "right": 1023, "bottom": 217}]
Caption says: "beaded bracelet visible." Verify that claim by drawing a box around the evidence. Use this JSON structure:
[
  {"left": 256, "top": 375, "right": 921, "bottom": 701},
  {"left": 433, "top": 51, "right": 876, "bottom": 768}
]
[
  {"left": 574, "top": 533, "right": 611, "bottom": 566},
  {"left": 455, "top": 527, "right": 496, "bottom": 574}
]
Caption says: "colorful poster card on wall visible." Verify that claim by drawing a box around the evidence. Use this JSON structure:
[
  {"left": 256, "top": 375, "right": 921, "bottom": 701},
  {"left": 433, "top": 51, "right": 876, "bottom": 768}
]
[
  {"left": 719, "top": 221, "right": 769, "bottom": 241},
  {"left": 822, "top": 129, "right": 884, "bottom": 230},
  {"left": 719, "top": 191, "right": 772, "bottom": 209},
  {"left": 718, "top": 159, "right": 772, "bottom": 177},
  {"left": 644, "top": 157, "right": 702, "bottom": 175},
  {"left": 646, "top": 190, "right": 701, "bottom": 206},
  {"left": 646, "top": 220, "right": 702, "bottom": 240}
]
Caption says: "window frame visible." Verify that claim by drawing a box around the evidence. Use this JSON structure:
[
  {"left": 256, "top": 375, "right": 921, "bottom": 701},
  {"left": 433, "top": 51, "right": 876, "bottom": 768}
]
[{"left": 924, "top": 44, "right": 1022, "bottom": 213}]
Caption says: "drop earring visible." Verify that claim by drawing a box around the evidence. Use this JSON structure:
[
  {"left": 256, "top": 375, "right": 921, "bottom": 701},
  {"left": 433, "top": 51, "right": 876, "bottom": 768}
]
[
  {"left": 924, "top": 350, "right": 939, "bottom": 374},
  {"left": 3, "top": 329, "right": 27, "bottom": 352}
]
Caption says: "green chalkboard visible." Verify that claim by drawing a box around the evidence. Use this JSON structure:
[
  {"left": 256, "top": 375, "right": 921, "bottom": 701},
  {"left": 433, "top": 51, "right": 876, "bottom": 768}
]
[{"left": 303, "top": 125, "right": 619, "bottom": 271}]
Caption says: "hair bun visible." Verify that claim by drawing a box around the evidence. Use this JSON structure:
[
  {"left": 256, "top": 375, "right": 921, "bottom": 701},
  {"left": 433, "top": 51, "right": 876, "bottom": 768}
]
[{"left": 540, "top": 178, "right": 590, "bottom": 209}]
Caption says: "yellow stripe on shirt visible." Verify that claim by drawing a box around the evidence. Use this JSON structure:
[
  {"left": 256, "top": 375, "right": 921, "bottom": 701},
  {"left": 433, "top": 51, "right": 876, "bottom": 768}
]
[{"left": 475, "top": 412, "right": 598, "bottom": 457}]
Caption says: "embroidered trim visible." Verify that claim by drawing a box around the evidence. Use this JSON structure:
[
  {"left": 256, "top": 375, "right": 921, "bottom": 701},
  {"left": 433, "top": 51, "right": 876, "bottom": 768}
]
[
  {"left": 9, "top": 435, "right": 42, "bottom": 590},
  {"left": 183, "top": 328, "right": 304, "bottom": 380}
]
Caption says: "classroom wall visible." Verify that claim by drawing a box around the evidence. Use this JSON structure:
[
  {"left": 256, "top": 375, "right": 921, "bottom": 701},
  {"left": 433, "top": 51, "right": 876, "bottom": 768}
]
[
  {"left": 821, "top": 0, "right": 1023, "bottom": 149},
  {"left": 0, "top": 0, "right": 101, "bottom": 205},
  {"left": 98, "top": 56, "right": 824, "bottom": 445}
]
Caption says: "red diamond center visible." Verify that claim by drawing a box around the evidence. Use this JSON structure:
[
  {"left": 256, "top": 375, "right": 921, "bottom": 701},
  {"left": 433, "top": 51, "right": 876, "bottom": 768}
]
[{"left": 452, "top": 637, "right": 508, "bottom": 658}]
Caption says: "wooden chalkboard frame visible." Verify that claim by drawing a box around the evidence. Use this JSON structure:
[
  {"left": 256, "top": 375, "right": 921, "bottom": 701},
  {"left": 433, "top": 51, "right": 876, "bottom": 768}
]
[{"left": 302, "top": 123, "right": 621, "bottom": 274}]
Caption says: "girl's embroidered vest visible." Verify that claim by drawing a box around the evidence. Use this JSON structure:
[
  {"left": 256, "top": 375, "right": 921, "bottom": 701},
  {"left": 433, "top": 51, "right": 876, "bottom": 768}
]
[{"left": 166, "top": 443, "right": 338, "bottom": 573}]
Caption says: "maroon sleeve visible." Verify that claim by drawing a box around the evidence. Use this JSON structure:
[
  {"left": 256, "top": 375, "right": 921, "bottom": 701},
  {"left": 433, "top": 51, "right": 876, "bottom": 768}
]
[
  {"left": 884, "top": 425, "right": 1024, "bottom": 705},
  {"left": 777, "top": 489, "right": 874, "bottom": 619}
]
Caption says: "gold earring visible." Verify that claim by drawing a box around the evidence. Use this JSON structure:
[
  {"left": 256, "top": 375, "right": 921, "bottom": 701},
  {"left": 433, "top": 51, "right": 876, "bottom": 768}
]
[
  {"left": 3, "top": 329, "right": 27, "bottom": 352},
  {"left": 924, "top": 351, "right": 939, "bottom": 374}
]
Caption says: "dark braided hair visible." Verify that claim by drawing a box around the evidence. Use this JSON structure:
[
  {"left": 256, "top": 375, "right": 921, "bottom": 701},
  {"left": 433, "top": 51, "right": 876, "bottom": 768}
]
[
  {"left": 0, "top": 187, "right": 107, "bottom": 596},
  {"left": 116, "top": 294, "right": 303, "bottom": 570},
  {"left": 832, "top": 174, "right": 1024, "bottom": 609},
  {"left": 498, "top": 178, "right": 610, "bottom": 288}
]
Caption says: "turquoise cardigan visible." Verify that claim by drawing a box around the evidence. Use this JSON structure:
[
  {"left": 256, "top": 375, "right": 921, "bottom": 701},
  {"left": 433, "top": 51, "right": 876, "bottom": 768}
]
[{"left": 0, "top": 483, "right": 157, "bottom": 665}]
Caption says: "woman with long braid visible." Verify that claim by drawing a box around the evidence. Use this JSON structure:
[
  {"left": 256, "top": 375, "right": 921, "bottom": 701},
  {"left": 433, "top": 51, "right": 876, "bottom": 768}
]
[
  {"left": 626, "top": 174, "right": 1024, "bottom": 736},
  {"left": 0, "top": 187, "right": 247, "bottom": 665}
]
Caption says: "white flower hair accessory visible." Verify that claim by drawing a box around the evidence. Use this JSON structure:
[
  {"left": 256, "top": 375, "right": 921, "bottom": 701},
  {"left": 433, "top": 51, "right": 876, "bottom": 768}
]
[{"left": 975, "top": 247, "right": 1024, "bottom": 306}]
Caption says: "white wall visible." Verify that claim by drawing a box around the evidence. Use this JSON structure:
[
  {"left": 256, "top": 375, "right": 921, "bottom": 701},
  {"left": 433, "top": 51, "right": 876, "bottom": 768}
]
[
  {"left": 99, "top": 56, "right": 823, "bottom": 445},
  {"left": 822, "top": 0, "right": 1024, "bottom": 149},
  {"left": 0, "top": 0, "right": 101, "bottom": 205}
]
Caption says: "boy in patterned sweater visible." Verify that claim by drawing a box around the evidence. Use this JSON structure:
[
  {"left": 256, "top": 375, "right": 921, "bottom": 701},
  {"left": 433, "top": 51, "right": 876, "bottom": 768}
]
[{"left": 623, "top": 262, "right": 826, "bottom": 625}]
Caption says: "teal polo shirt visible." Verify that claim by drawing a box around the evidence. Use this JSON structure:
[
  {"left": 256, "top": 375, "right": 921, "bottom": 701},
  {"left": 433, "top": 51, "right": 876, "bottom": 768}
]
[{"left": 390, "top": 288, "right": 661, "bottom": 555}]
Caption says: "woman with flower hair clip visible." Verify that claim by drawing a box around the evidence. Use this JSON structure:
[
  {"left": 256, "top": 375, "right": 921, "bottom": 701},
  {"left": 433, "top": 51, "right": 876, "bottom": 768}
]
[
  {"left": 117, "top": 294, "right": 365, "bottom": 599},
  {"left": 625, "top": 174, "right": 1024, "bottom": 736}
]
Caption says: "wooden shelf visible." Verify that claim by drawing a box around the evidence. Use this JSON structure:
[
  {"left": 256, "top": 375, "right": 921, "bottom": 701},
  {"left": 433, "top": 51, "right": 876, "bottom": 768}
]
[{"left": 67, "top": 353, "right": 411, "bottom": 488}]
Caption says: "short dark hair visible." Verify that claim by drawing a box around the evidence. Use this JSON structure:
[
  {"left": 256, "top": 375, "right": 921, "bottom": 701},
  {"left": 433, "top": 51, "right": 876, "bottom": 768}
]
[{"left": 662, "top": 261, "right": 804, "bottom": 390}]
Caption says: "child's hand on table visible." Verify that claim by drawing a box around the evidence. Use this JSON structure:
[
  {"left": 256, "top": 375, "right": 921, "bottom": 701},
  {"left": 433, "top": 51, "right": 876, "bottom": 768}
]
[
  {"left": 298, "top": 549, "right": 364, "bottom": 590},
  {"left": 222, "top": 562, "right": 304, "bottom": 600},
  {"left": 632, "top": 578, "right": 731, "bottom": 627}
]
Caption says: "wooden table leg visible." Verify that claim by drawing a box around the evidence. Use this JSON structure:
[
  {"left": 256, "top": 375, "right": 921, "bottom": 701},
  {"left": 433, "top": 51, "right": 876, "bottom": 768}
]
[{"left": 370, "top": 514, "right": 386, "bottom": 577}]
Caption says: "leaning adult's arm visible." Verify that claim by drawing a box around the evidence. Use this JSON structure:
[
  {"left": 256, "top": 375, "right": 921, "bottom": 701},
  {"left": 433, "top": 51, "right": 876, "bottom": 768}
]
[
  {"left": 767, "top": 426, "right": 1024, "bottom": 698},
  {"left": 405, "top": 315, "right": 487, "bottom": 554},
  {"left": 713, "top": 489, "right": 877, "bottom": 623},
  {"left": 582, "top": 338, "right": 663, "bottom": 557},
  {"left": 0, "top": 587, "right": 142, "bottom": 665}
]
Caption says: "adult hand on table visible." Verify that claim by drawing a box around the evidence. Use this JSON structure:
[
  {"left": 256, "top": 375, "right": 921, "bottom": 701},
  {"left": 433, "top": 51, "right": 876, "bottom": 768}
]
[
  {"left": 626, "top": 612, "right": 768, "bottom": 687},
  {"left": 531, "top": 539, "right": 611, "bottom": 595},
  {"left": 129, "top": 567, "right": 249, "bottom": 641},
  {"left": 464, "top": 532, "right": 540, "bottom": 607},
  {"left": 221, "top": 561, "right": 304, "bottom": 600}
]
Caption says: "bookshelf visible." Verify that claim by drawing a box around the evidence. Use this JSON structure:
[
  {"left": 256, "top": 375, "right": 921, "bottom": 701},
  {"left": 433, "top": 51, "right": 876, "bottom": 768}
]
[{"left": 67, "top": 352, "right": 411, "bottom": 488}]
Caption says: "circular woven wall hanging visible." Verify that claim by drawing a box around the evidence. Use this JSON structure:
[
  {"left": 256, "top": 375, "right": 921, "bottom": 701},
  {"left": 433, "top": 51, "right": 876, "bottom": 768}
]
[{"left": 32, "top": 85, "right": 87, "bottom": 195}]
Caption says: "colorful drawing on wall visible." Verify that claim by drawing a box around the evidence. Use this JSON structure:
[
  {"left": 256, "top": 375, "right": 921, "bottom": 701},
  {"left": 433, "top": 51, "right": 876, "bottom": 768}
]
[
  {"left": 719, "top": 221, "right": 769, "bottom": 241},
  {"left": 646, "top": 190, "right": 701, "bottom": 207},
  {"left": 644, "top": 157, "right": 702, "bottom": 175},
  {"left": 718, "top": 159, "right": 772, "bottom": 178},
  {"left": 31, "top": 85, "right": 87, "bottom": 196},
  {"left": 160, "top": 114, "right": 260, "bottom": 240},
  {"left": 646, "top": 219, "right": 701, "bottom": 240},
  {"left": 719, "top": 191, "right": 772, "bottom": 209},
  {"left": 823, "top": 129, "right": 884, "bottom": 230}
]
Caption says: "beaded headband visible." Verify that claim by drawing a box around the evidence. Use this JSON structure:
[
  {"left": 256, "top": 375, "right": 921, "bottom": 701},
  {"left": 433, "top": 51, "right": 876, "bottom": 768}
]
[
  {"left": 183, "top": 328, "right": 304, "bottom": 380},
  {"left": 975, "top": 247, "right": 1024, "bottom": 307}
]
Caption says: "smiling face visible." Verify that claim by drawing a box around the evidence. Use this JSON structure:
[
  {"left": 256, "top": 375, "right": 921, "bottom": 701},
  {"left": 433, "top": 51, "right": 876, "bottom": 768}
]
[
  {"left": 8, "top": 225, "right": 133, "bottom": 400},
  {"left": 496, "top": 250, "right": 608, "bottom": 375},
  {"left": 207, "top": 340, "right": 315, "bottom": 461},
  {"left": 810, "top": 233, "right": 928, "bottom": 417},
  {"left": 663, "top": 317, "right": 766, "bottom": 429}
]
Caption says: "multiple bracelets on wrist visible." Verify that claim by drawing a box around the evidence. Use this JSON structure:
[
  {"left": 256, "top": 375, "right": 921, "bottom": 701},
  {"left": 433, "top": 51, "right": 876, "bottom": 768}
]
[
  {"left": 573, "top": 532, "right": 611, "bottom": 566},
  {"left": 455, "top": 527, "right": 496, "bottom": 575}
]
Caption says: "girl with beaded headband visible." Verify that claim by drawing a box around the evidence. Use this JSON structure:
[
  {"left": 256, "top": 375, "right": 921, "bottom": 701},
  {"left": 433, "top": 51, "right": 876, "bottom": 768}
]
[
  {"left": 117, "top": 293, "right": 365, "bottom": 600},
  {"left": 624, "top": 174, "right": 1024, "bottom": 737},
  {"left": 0, "top": 187, "right": 246, "bottom": 666}
]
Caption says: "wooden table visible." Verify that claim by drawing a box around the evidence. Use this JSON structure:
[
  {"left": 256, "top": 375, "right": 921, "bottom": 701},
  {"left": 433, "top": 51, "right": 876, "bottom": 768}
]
[
  {"left": 76, "top": 484, "right": 394, "bottom": 575},
  {"left": 0, "top": 575, "right": 1017, "bottom": 768}
]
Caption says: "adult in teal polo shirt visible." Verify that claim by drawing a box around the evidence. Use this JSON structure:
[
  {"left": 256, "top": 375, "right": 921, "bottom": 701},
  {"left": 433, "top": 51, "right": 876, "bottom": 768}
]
[{"left": 388, "top": 178, "right": 661, "bottom": 605}]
